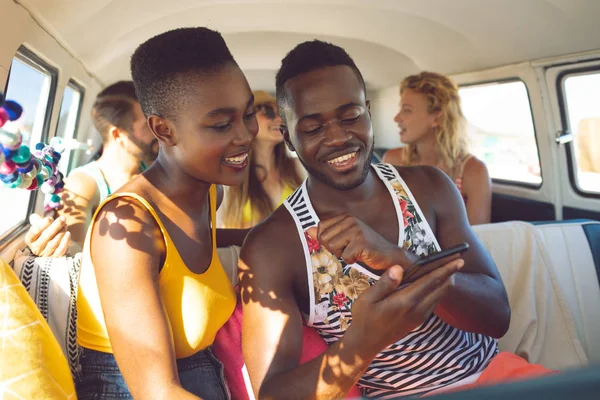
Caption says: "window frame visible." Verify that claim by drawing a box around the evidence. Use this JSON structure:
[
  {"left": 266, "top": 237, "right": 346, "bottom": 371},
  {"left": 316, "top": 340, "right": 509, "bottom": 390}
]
[
  {"left": 54, "top": 78, "right": 85, "bottom": 174},
  {"left": 556, "top": 66, "right": 600, "bottom": 199},
  {"left": 458, "top": 77, "right": 543, "bottom": 189},
  {"left": 0, "top": 46, "right": 58, "bottom": 247}
]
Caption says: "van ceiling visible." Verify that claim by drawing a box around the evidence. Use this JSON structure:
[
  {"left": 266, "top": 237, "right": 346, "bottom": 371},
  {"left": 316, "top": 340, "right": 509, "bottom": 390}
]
[{"left": 20, "top": 0, "right": 600, "bottom": 91}]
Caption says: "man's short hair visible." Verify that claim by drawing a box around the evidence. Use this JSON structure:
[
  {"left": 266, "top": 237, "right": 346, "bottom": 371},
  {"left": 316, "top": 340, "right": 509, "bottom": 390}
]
[
  {"left": 97, "top": 80, "right": 138, "bottom": 99},
  {"left": 91, "top": 81, "right": 139, "bottom": 143},
  {"left": 275, "top": 40, "right": 366, "bottom": 123},
  {"left": 130, "top": 27, "right": 236, "bottom": 120}
]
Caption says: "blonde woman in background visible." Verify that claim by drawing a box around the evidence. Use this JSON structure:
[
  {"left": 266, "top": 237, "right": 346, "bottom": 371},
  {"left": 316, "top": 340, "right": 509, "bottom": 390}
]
[
  {"left": 221, "top": 91, "right": 304, "bottom": 228},
  {"left": 383, "top": 71, "right": 491, "bottom": 225}
]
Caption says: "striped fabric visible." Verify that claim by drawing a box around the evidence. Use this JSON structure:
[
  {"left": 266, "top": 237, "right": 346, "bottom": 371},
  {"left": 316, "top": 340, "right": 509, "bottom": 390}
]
[{"left": 283, "top": 163, "right": 497, "bottom": 398}]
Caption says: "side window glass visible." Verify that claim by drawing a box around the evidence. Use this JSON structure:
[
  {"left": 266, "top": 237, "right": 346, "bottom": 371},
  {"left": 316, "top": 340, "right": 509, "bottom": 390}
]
[
  {"left": 562, "top": 71, "right": 600, "bottom": 194},
  {"left": 459, "top": 80, "right": 541, "bottom": 186},
  {"left": 0, "top": 49, "right": 57, "bottom": 239},
  {"left": 55, "top": 81, "right": 84, "bottom": 174}
]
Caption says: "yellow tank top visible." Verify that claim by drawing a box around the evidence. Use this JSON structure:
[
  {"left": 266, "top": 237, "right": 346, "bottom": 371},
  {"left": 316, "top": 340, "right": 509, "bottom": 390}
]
[
  {"left": 77, "top": 185, "right": 236, "bottom": 358},
  {"left": 241, "top": 184, "right": 295, "bottom": 226}
]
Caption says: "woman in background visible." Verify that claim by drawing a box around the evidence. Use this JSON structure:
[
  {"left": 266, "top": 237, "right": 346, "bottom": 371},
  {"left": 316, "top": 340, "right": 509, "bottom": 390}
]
[
  {"left": 221, "top": 90, "right": 303, "bottom": 228},
  {"left": 383, "top": 71, "right": 492, "bottom": 225}
]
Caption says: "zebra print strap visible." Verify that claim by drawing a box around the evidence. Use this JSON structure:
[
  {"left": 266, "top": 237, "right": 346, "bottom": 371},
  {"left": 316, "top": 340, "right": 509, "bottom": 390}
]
[{"left": 13, "top": 251, "right": 82, "bottom": 379}]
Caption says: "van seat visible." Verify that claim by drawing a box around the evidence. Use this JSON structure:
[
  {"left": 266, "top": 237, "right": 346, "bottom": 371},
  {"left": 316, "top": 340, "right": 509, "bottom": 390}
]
[
  {"left": 532, "top": 220, "right": 600, "bottom": 363},
  {"left": 473, "top": 220, "right": 600, "bottom": 370}
]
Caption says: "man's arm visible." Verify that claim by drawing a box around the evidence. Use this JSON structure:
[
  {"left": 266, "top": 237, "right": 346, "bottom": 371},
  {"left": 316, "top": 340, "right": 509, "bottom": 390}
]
[
  {"left": 241, "top": 212, "right": 463, "bottom": 400},
  {"left": 57, "top": 172, "right": 100, "bottom": 248},
  {"left": 422, "top": 166, "right": 510, "bottom": 338},
  {"left": 462, "top": 157, "right": 492, "bottom": 225},
  {"left": 23, "top": 172, "right": 98, "bottom": 257},
  {"left": 240, "top": 220, "right": 364, "bottom": 399}
]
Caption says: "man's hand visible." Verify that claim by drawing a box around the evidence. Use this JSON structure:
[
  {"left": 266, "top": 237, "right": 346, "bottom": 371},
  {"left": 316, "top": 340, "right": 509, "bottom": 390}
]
[
  {"left": 346, "top": 259, "right": 463, "bottom": 360},
  {"left": 25, "top": 213, "right": 71, "bottom": 257},
  {"left": 308, "top": 213, "right": 417, "bottom": 270}
]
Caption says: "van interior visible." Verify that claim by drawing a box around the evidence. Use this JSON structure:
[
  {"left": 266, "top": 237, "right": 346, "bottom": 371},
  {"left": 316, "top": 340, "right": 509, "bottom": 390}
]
[{"left": 1, "top": 0, "right": 599, "bottom": 398}]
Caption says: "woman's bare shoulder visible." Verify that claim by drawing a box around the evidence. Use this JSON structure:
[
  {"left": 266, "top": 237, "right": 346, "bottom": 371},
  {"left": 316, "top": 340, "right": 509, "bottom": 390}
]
[{"left": 382, "top": 147, "right": 406, "bottom": 165}]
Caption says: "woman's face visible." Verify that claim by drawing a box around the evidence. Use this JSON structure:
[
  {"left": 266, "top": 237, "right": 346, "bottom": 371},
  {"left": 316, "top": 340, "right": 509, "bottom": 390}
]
[
  {"left": 394, "top": 88, "right": 438, "bottom": 145},
  {"left": 151, "top": 63, "right": 259, "bottom": 186},
  {"left": 255, "top": 102, "right": 284, "bottom": 144}
]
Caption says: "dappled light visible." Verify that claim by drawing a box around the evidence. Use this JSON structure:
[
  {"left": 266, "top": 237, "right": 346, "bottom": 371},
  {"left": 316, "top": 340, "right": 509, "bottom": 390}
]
[
  {"left": 239, "top": 258, "right": 288, "bottom": 312},
  {"left": 59, "top": 189, "right": 90, "bottom": 223},
  {"left": 93, "top": 197, "right": 161, "bottom": 257}
]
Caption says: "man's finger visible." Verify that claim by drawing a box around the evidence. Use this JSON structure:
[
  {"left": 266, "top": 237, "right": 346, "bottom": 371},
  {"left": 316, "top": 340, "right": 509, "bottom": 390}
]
[
  {"left": 28, "top": 213, "right": 43, "bottom": 225},
  {"left": 339, "top": 242, "right": 361, "bottom": 265},
  {"left": 403, "top": 259, "right": 463, "bottom": 299},
  {"left": 35, "top": 216, "right": 67, "bottom": 249},
  {"left": 359, "top": 266, "right": 403, "bottom": 304},
  {"left": 414, "top": 278, "right": 455, "bottom": 316},
  {"left": 52, "top": 231, "right": 71, "bottom": 257},
  {"left": 40, "top": 231, "right": 66, "bottom": 258},
  {"left": 25, "top": 216, "right": 54, "bottom": 244},
  {"left": 318, "top": 216, "right": 356, "bottom": 245},
  {"left": 306, "top": 227, "right": 318, "bottom": 240},
  {"left": 404, "top": 253, "right": 461, "bottom": 283},
  {"left": 316, "top": 214, "right": 351, "bottom": 240},
  {"left": 381, "top": 260, "right": 461, "bottom": 318}
]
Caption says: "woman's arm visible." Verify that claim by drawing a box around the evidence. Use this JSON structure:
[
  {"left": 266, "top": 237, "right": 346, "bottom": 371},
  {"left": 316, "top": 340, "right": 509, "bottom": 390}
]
[
  {"left": 90, "top": 197, "right": 200, "bottom": 400},
  {"left": 462, "top": 157, "right": 492, "bottom": 225}
]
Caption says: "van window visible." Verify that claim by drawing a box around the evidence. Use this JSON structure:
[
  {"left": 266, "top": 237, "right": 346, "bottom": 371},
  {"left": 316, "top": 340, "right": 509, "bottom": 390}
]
[
  {"left": 55, "top": 81, "right": 84, "bottom": 174},
  {"left": 562, "top": 71, "right": 600, "bottom": 194},
  {"left": 0, "top": 49, "right": 56, "bottom": 240},
  {"left": 459, "top": 80, "right": 541, "bottom": 186}
]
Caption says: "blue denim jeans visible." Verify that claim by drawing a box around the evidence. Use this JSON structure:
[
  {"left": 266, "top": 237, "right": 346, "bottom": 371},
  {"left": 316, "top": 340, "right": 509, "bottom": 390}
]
[{"left": 75, "top": 347, "right": 230, "bottom": 399}]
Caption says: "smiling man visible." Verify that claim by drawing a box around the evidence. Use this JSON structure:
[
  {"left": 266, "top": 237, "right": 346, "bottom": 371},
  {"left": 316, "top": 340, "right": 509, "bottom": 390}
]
[{"left": 239, "top": 40, "right": 551, "bottom": 399}]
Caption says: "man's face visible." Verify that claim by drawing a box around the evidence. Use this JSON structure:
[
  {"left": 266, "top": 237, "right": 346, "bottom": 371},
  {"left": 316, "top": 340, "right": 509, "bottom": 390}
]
[
  {"left": 282, "top": 65, "right": 373, "bottom": 190},
  {"left": 127, "top": 102, "right": 159, "bottom": 164}
]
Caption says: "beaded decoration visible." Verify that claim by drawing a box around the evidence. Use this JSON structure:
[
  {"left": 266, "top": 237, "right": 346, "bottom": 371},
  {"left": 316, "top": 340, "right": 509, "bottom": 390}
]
[{"left": 0, "top": 92, "right": 65, "bottom": 210}]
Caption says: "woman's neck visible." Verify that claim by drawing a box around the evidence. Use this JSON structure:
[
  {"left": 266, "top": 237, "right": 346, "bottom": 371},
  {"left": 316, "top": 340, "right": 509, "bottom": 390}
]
[
  {"left": 252, "top": 139, "right": 286, "bottom": 207},
  {"left": 253, "top": 139, "right": 279, "bottom": 177},
  {"left": 414, "top": 133, "right": 440, "bottom": 166},
  {"left": 146, "top": 153, "right": 211, "bottom": 212}
]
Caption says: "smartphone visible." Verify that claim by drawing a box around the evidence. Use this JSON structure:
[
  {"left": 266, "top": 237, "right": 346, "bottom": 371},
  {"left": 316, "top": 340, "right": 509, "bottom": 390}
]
[{"left": 402, "top": 242, "right": 469, "bottom": 284}]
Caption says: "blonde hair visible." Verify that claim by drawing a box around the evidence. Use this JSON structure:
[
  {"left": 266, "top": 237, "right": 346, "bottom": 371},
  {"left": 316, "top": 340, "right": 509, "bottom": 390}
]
[
  {"left": 222, "top": 92, "right": 303, "bottom": 228},
  {"left": 400, "top": 71, "right": 468, "bottom": 176}
]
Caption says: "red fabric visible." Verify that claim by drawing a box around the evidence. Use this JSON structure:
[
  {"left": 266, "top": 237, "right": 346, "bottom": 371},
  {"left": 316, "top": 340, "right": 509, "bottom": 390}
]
[
  {"left": 212, "top": 296, "right": 362, "bottom": 399},
  {"left": 474, "top": 352, "right": 557, "bottom": 385},
  {"left": 213, "top": 300, "right": 247, "bottom": 400},
  {"left": 427, "top": 352, "right": 557, "bottom": 396}
]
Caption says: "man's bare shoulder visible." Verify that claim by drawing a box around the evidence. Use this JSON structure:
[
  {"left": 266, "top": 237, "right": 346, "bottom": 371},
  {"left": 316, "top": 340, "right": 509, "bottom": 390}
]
[
  {"left": 388, "top": 164, "right": 456, "bottom": 223},
  {"left": 240, "top": 202, "right": 311, "bottom": 313},
  {"left": 390, "top": 164, "right": 451, "bottom": 192},
  {"left": 242, "top": 205, "right": 299, "bottom": 262},
  {"left": 63, "top": 170, "right": 100, "bottom": 199},
  {"left": 241, "top": 203, "right": 309, "bottom": 286}
]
